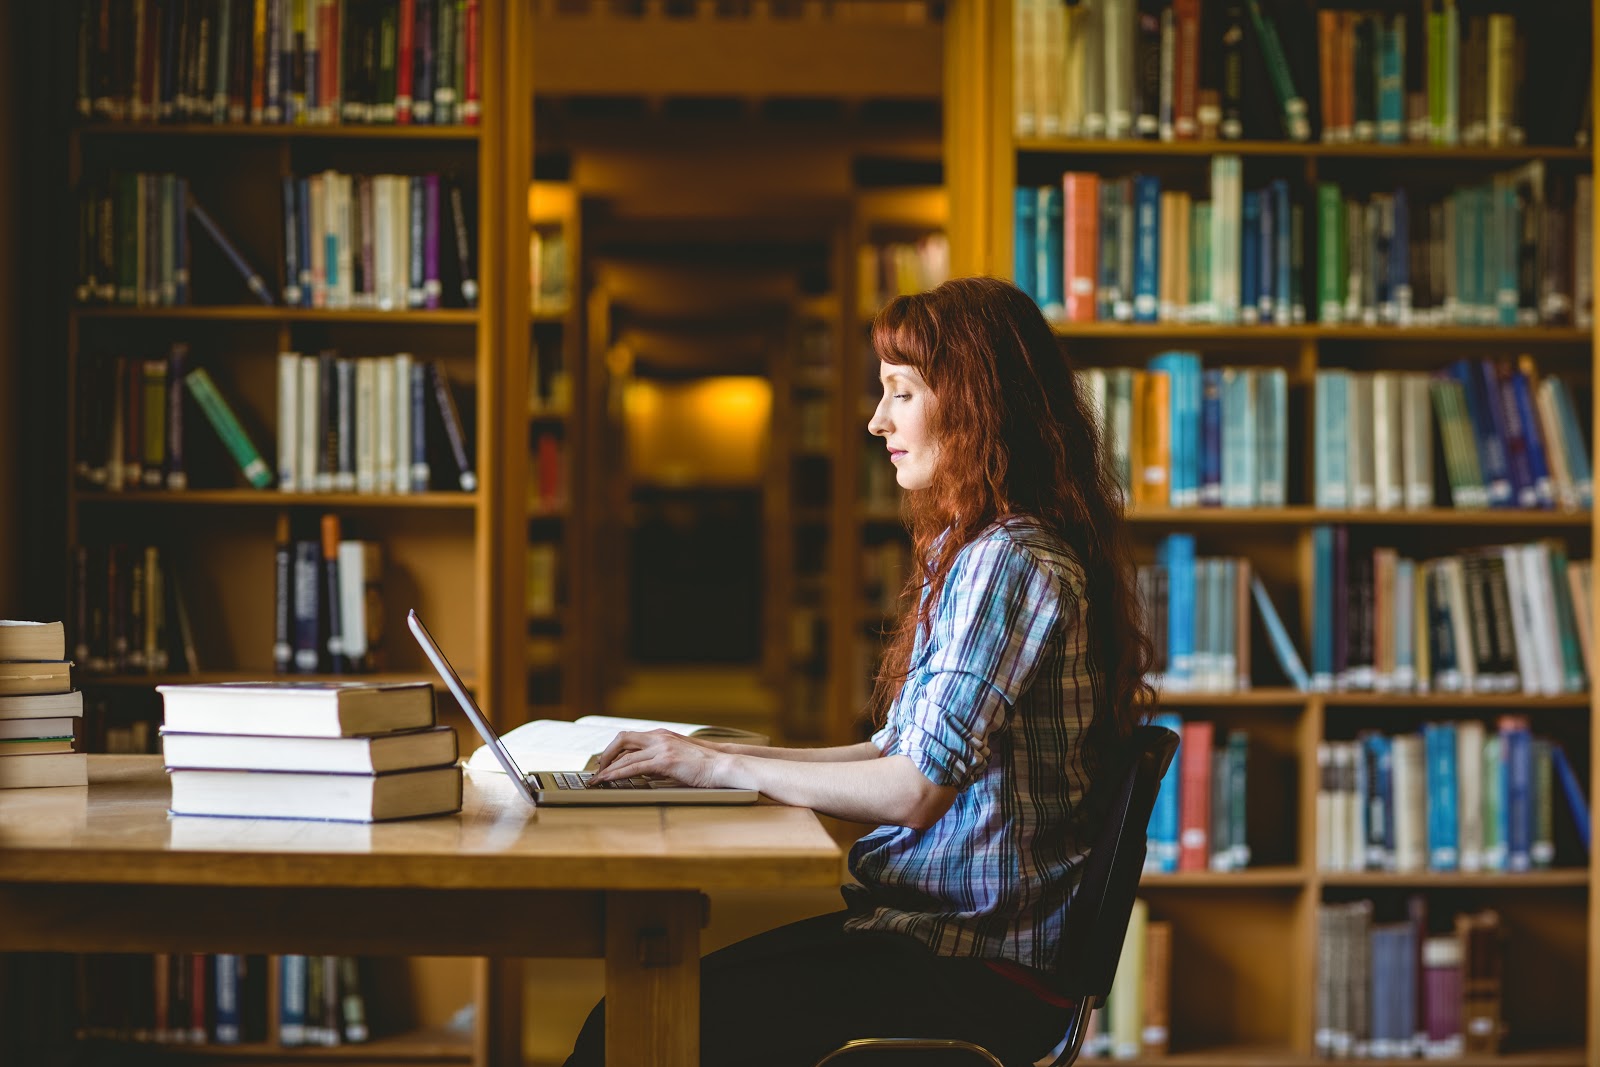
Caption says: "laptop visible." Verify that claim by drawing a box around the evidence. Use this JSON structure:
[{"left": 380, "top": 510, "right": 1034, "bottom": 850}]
[{"left": 408, "top": 609, "right": 759, "bottom": 806}]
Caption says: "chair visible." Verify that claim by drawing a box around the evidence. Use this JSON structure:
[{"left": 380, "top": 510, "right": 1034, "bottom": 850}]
[{"left": 813, "top": 723, "right": 1180, "bottom": 1067}]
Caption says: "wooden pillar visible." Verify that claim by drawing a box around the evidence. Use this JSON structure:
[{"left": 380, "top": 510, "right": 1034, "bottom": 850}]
[{"left": 943, "top": 0, "right": 1014, "bottom": 278}]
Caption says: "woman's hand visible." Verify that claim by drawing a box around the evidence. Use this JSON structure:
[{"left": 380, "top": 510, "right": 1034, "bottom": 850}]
[{"left": 592, "top": 729, "right": 732, "bottom": 788}]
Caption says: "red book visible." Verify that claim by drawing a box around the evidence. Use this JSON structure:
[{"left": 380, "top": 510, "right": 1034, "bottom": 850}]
[
  {"left": 1173, "top": 0, "right": 1200, "bottom": 139},
  {"left": 190, "top": 953, "right": 208, "bottom": 1042},
  {"left": 1062, "top": 173, "right": 1100, "bottom": 323},
  {"left": 396, "top": 0, "right": 416, "bottom": 124},
  {"left": 463, "top": 0, "right": 481, "bottom": 125},
  {"left": 538, "top": 433, "right": 562, "bottom": 509},
  {"left": 1318, "top": 9, "right": 1339, "bottom": 141},
  {"left": 1177, "top": 719, "right": 1214, "bottom": 871},
  {"left": 319, "top": 0, "right": 340, "bottom": 124}
]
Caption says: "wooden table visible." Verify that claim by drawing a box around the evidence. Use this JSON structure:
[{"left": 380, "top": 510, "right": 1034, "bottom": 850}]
[{"left": 0, "top": 756, "right": 843, "bottom": 1066}]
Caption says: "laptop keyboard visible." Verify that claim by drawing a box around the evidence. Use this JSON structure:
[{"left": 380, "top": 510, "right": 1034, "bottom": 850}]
[{"left": 553, "top": 771, "right": 657, "bottom": 790}]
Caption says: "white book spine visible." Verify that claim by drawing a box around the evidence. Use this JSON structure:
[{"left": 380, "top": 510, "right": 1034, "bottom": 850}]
[
  {"left": 337, "top": 540, "right": 368, "bottom": 664},
  {"left": 309, "top": 173, "right": 327, "bottom": 309},
  {"left": 336, "top": 174, "right": 355, "bottom": 310},
  {"left": 393, "top": 175, "right": 411, "bottom": 315},
  {"left": 375, "top": 356, "right": 396, "bottom": 494},
  {"left": 355, "top": 359, "right": 376, "bottom": 494},
  {"left": 1347, "top": 373, "right": 1374, "bottom": 510},
  {"left": 373, "top": 177, "right": 394, "bottom": 312},
  {"left": 1443, "top": 557, "right": 1477, "bottom": 692},
  {"left": 1371, "top": 372, "right": 1403, "bottom": 510},
  {"left": 1501, "top": 545, "right": 1538, "bottom": 694},
  {"left": 298, "top": 355, "right": 321, "bottom": 495},
  {"left": 1523, "top": 543, "right": 1564, "bottom": 697},
  {"left": 278, "top": 351, "right": 301, "bottom": 492}
]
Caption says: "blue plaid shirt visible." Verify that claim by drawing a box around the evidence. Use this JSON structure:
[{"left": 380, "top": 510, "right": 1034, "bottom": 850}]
[{"left": 844, "top": 519, "right": 1096, "bottom": 971}]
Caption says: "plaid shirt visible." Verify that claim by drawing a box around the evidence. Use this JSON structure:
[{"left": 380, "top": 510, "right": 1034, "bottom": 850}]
[{"left": 843, "top": 519, "right": 1096, "bottom": 971}]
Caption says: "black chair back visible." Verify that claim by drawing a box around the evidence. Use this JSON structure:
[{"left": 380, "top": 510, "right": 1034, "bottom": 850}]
[{"left": 1053, "top": 723, "right": 1178, "bottom": 1004}]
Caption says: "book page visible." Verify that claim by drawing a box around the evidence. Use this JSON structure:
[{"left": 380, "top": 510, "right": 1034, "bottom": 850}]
[
  {"left": 575, "top": 715, "right": 767, "bottom": 743},
  {"left": 464, "top": 719, "right": 630, "bottom": 774}
]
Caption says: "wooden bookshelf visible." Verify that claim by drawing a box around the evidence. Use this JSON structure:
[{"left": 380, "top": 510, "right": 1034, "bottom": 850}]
[
  {"left": 79, "top": 123, "right": 483, "bottom": 142},
  {"left": 71, "top": 307, "right": 481, "bottom": 325},
  {"left": 946, "top": 0, "right": 1598, "bottom": 1058}
]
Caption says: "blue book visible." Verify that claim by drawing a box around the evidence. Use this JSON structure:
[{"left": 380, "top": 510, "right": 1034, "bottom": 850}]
[
  {"left": 1150, "top": 352, "right": 1201, "bottom": 507},
  {"left": 1359, "top": 731, "right": 1388, "bottom": 869},
  {"left": 1038, "top": 185, "right": 1066, "bottom": 319},
  {"left": 1258, "top": 186, "right": 1275, "bottom": 323},
  {"left": 280, "top": 954, "right": 308, "bottom": 1046},
  {"left": 1200, "top": 368, "right": 1224, "bottom": 505},
  {"left": 1013, "top": 188, "right": 1038, "bottom": 301},
  {"left": 1310, "top": 526, "right": 1335, "bottom": 690},
  {"left": 1240, "top": 191, "right": 1260, "bottom": 324},
  {"left": 1159, "top": 534, "right": 1196, "bottom": 688},
  {"left": 214, "top": 953, "right": 242, "bottom": 1043},
  {"left": 1256, "top": 369, "right": 1287, "bottom": 506},
  {"left": 1507, "top": 364, "right": 1554, "bottom": 506},
  {"left": 1502, "top": 719, "right": 1533, "bottom": 871},
  {"left": 1133, "top": 174, "right": 1162, "bottom": 323},
  {"left": 1550, "top": 742, "right": 1591, "bottom": 854},
  {"left": 1423, "top": 722, "right": 1459, "bottom": 871},
  {"left": 1147, "top": 712, "right": 1185, "bottom": 872},
  {"left": 1377, "top": 18, "right": 1404, "bottom": 143},
  {"left": 1477, "top": 359, "right": 1535, "bottom": 507},
  {"left": 1449, "top": 359, "right": 1512, "bottom": 506},
  {"left": 1221, "top": 368, "right": 1257, "bottom": 508},
  {"left": 1250, "top": 576, "right": 1309, "bottom": 691}
]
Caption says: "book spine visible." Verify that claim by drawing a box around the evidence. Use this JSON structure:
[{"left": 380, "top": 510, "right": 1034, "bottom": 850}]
[
  {"left": 274, "top": 513, "right": 293, "bottom": 673},
  {"left": 411, "top": 359, "right": 431, "bottom": 489},
  {"left": 461, "top": 0, "right": 479, "bottom": 124},
  {"left": 291, "top": 538, "right": 322, "bottom": 672},
  {"left": 187, "top": 194, "right": 274, "bottom": 305},
  {"left": 428, "top": 360, "right": 475, "bottom": 491},
  {"left": 1133, "top": 175, "right": 1160, "bottom": 323},
  {"left": 448, "top": 176, "right": 477, "bottom": 307},
  {"left": 184, "top": 366, "right": 273, "bottom": 488}
]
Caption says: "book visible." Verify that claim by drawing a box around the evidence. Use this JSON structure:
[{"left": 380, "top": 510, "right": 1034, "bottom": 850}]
[
  {"left": 0, "top": 661, "right": 73, "bottom": 696},
  {"left": 0, "top": 620, "right": 66, "bottom": 661},
  {"left": 186, "top": 194, "right": 274, "bottom": 305},
  {"left": 161, "top": 724, "right": 457, "bottom": 774},
  {"left": 183, "top": 367, "right": 273, "bottom": 489},
  {"left": 0, "top": 751, "right": 88, "bottom": 789},
  {"left": 167, "top": 764, "right": 462, "bottom": 822},
  {"left": 464, "top": 715, "right": 769, "bottom": 774},
  {"left": 0, "top": 716, "right": 79, "bottom": 740},
  {"left": 0, "top": 690, "right": 83, "bottom": 720},
  {"left": 156, "top": 681, "right": 435, "bottom": 738}
]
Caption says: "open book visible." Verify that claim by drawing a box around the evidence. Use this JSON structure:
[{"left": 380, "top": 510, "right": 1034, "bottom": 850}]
[{"left": 464, "top": 715, "right": 769, "bottom": 774}]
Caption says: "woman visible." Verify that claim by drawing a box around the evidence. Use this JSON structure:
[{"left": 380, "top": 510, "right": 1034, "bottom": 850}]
[{"left": 565, "top": 276, "right": 1153, "bottom": 1067}]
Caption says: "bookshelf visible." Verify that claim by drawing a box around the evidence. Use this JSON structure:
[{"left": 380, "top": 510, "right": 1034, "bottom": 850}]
[
  {"left": 50, "top": 0, "right": 509, "bottom": 1060},
  {"left": 946, "top": 0, "right": 1595, "bottom": 1061}
]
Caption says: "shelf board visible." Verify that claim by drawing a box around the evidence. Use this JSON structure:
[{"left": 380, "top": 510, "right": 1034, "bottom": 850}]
[
  {"left": 528, "top": 407, "right": 572, "bottom": 422},
  {"left": 73, "top": 489, "right": 478, "bottom": 509},
  {"left": 91, "top": 1027, "right": 473, "bottom": 1061},
  {"left": 1323, "top": 692, "right": 1591, "bottom": 708},
  {"left": 78, "top": 670, "right": 465, "bottom": 689},
  {"left": 76, "top": 122, "right": 481, "bottom": 142},
  {"left": 1319, "top": 869, "right": 1589, "bottom": 888},
  {"left": 527, "top": 505, "right": 568, "bottom": 519},
  {"left": 1125, "top": 506, "right": 1592, "bottom": 527},
  {"left": 1016, "top": 136, "right": 1591, "bottom": 161},
  {"left": 1084, "top": 1050, "right": 1587, "bottom": 1067},
  {"left": 72, "top": 306, "right": 480, "bottom": 325},
  {"left": 1140, "top": 866, "right": 1307, "bottom": 888},
  {"left": 530, "top": 308, "right": 571, "bottom": 323},
  {"left": 1048, "top": 322, "right": 1590, "bottom": 343},
  {"left": 1154, "top": 689, "right": 1308, "bottom": 707}
]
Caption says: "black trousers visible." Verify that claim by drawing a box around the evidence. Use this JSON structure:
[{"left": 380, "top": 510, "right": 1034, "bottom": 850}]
[{"left": 562, "top": 910, "right": 1071, "bottom": 1067}]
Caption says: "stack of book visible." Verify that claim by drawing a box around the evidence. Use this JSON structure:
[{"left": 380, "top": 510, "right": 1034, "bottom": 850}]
[
  {"left": 157, "top": 681, "right": 461, "bottom": 822},
  {"left": 0, "top": 620, "right": 87, "bottom": 789}
]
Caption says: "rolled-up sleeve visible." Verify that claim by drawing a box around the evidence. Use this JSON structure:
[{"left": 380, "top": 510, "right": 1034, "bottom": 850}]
[{"left": 892, "top": 539, "right": 1067, "bottom": 789}]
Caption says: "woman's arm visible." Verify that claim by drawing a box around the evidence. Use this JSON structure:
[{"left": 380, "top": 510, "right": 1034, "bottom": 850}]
[
  {"left": 593, "top": 731, "right": 955, "bottom": 829},
  {"left": 709, "top": 740, "right": 882, "bottom": 763}
]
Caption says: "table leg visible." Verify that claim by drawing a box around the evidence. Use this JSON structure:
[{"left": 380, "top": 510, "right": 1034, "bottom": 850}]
[
  {"left": 475, "top": 957, "right": 525, "bottom": 1067},
  {"left": 604, "top": 890, "right": 701, "bottom": 1067}
]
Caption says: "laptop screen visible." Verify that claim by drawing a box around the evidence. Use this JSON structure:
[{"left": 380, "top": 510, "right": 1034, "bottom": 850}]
[{"left": 408, "top": 609, "right": 540, "bottom": 804}]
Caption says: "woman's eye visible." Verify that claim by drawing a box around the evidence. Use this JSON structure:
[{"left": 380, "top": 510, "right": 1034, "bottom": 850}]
[{"left": 894, "top": 393, "right": 911, "bottom": 401}]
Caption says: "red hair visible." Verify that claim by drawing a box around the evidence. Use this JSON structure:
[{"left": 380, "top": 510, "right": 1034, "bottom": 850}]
[{"left": 868, "top": 276, "right": 1154, "bottom": 767}]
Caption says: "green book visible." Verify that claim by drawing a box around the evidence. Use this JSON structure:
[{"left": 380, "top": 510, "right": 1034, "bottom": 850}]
[
  {"left": 1482, "top": 735, "right": 1505, "bottom": 870},
  {"left": 183, "top": 367, "right": 273, "bottom": 490},
  {"left": 1242, "top": 0, "right": 1310, "bottom": 141},
  {"left": 1544, "top": 542, "right": 1587, "bottom": 693},
  {"left": 1532, "top": 739, "right": 1555, "bottom": 869},
  {"left": 1317, "top": 184, "right": 1344, "bottom": 324},
  {"left": 1191, "top": 201, "right": 1212, "bottom": 321}
]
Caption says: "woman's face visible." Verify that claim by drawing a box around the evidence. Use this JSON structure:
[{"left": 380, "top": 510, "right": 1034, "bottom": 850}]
[{"left": 867, "top": 361, "right": 939, "bottom": 491}]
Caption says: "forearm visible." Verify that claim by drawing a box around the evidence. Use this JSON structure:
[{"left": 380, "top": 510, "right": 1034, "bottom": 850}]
[
  {"left": 719, "top": 752, "right": 955, "bottom": 829},
  {"left": 714, "top": 740, "right": 881, "bottom": 763}
]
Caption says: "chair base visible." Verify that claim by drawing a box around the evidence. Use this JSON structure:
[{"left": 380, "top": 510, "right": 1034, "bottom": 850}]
[{"left": 813, "top": 1037, "right": 1008, "bottom": 1066}]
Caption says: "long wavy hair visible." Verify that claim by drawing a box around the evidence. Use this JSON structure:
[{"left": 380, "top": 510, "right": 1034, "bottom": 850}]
[{"left": 867, "top": 276, "right": 1154, "bottom": 775}]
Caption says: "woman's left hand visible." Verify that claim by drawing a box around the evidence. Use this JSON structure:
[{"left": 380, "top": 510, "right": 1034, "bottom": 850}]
[{"left": 592, "top": 729, "right": 732, "bottom": 789}]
